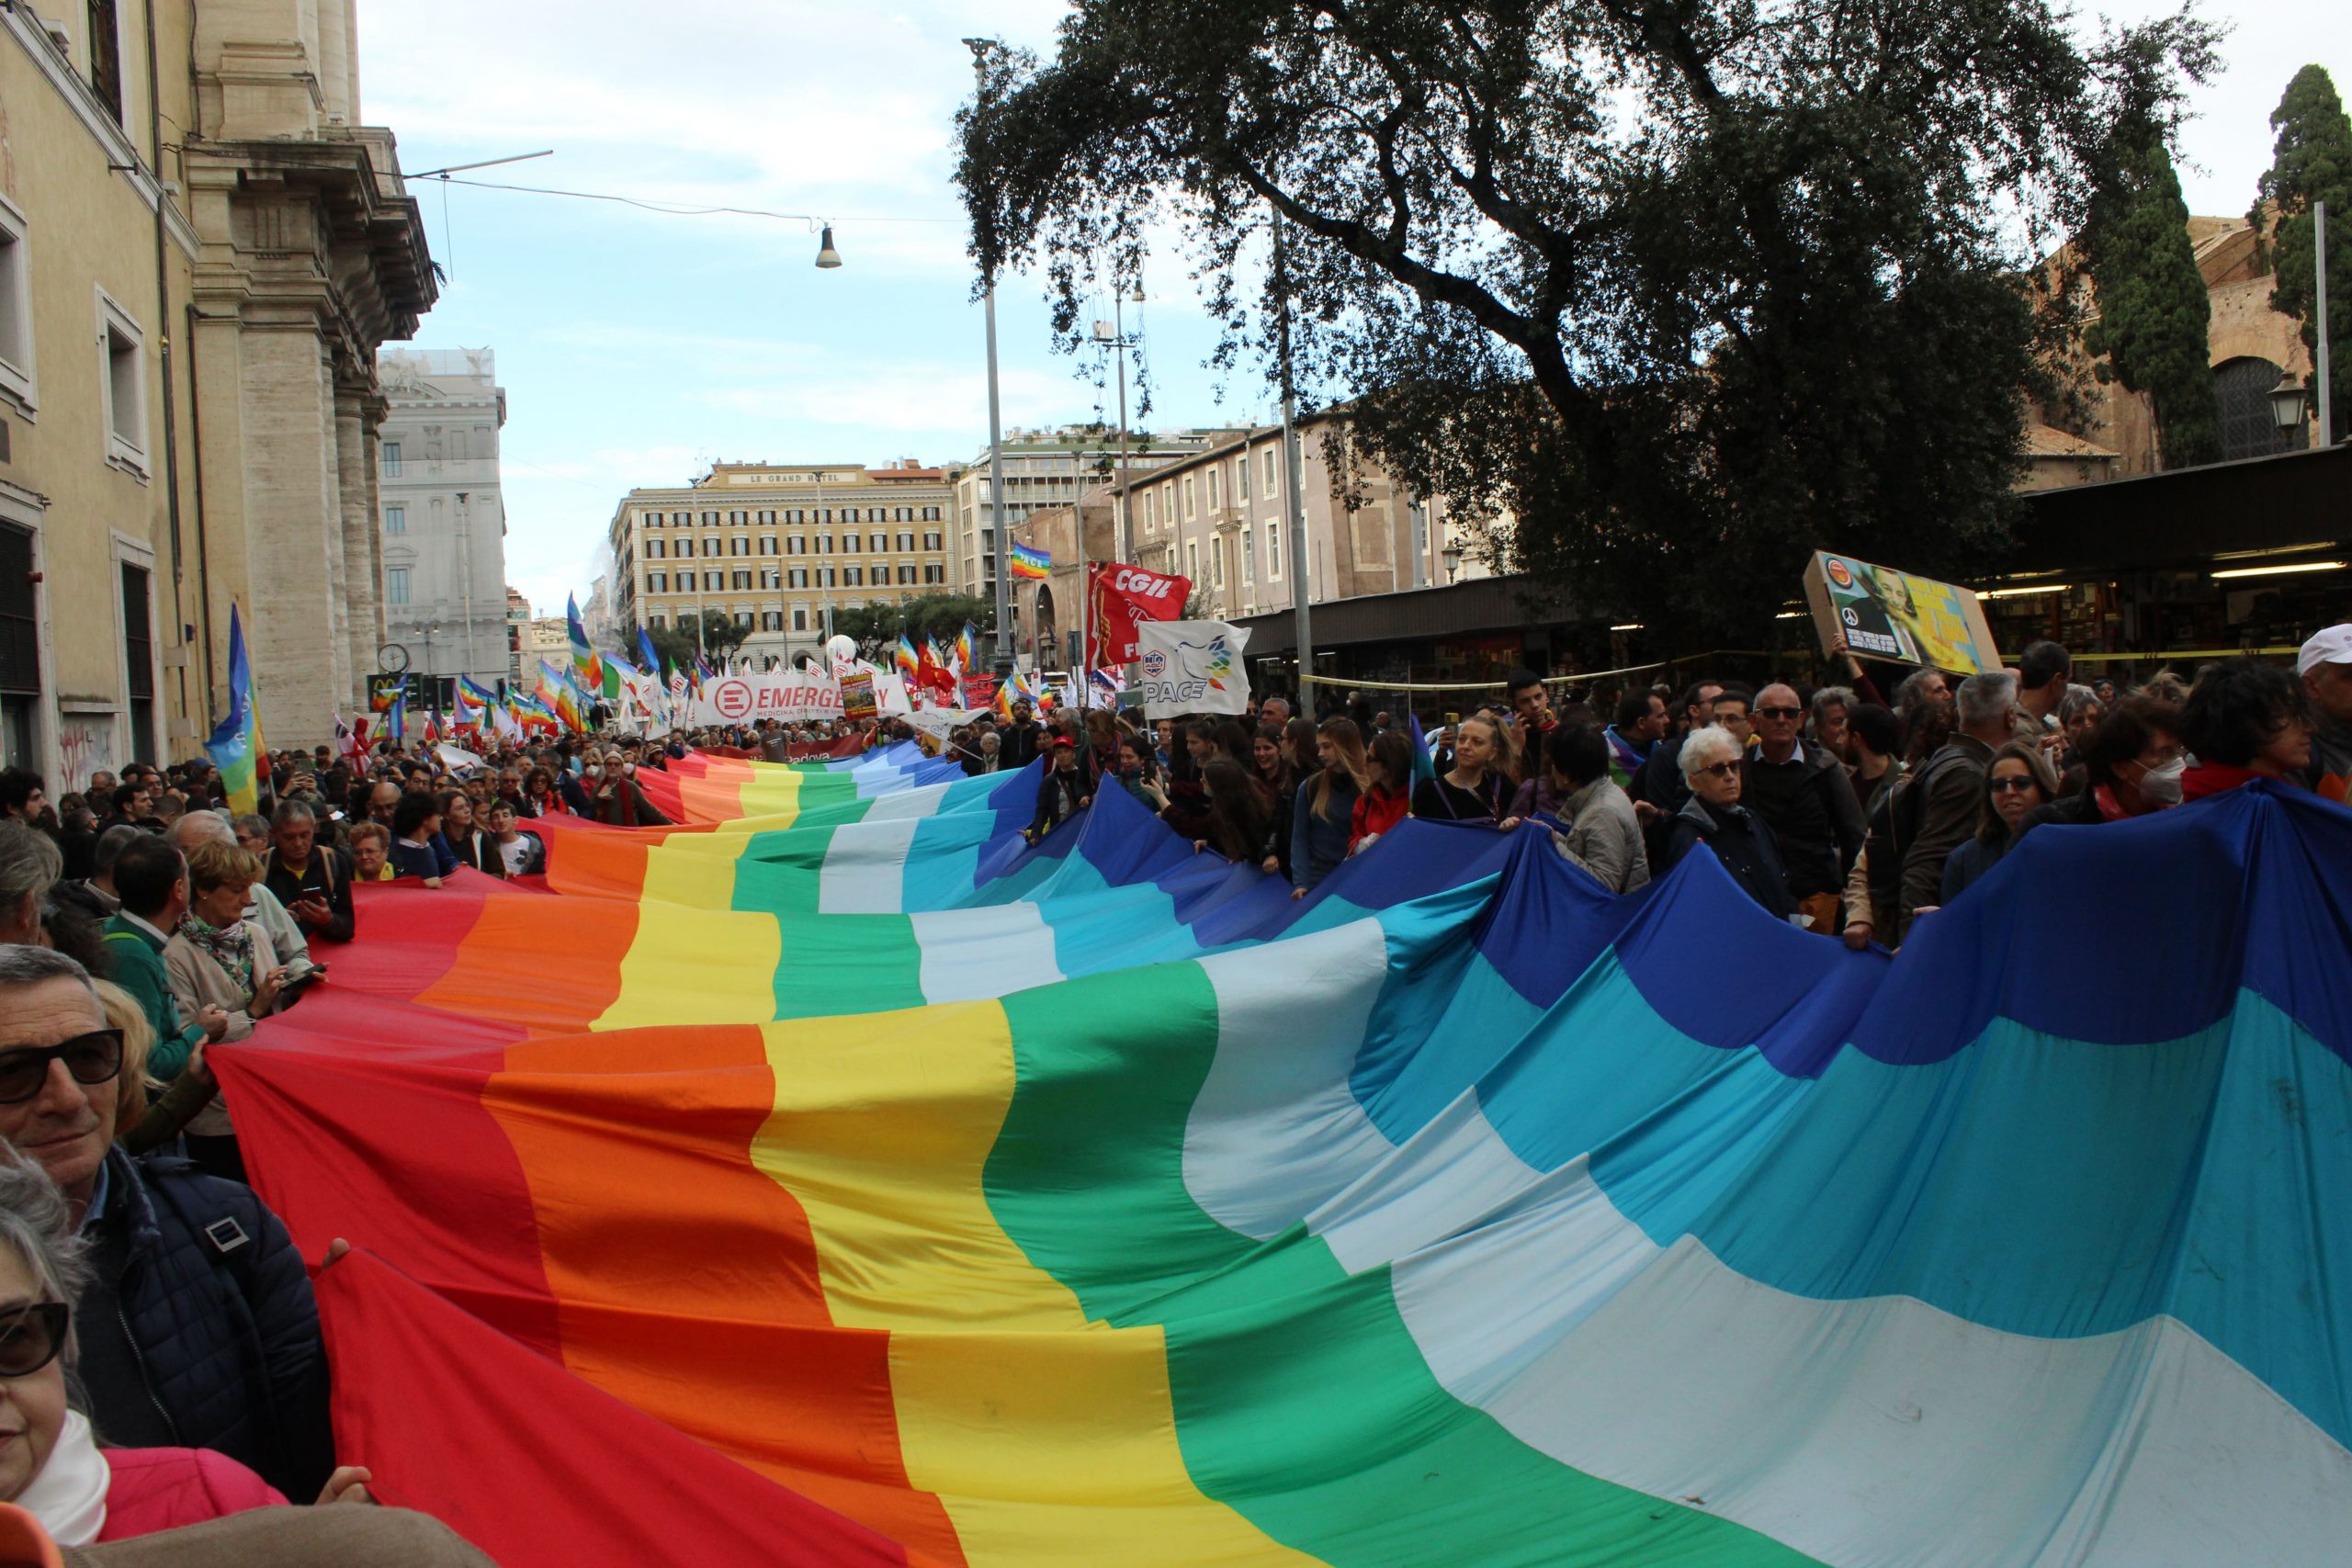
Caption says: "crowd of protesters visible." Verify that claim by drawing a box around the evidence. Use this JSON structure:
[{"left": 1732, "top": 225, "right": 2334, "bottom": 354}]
[{"left": 960, "top": 625, "right": 2350, "bottom": 943}]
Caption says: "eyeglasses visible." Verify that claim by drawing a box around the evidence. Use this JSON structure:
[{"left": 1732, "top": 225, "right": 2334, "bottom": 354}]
[
  {"left": 0, "top": 1030, "right": 123, "bottom": 1106},
  {"left": 1988, "top": 777, "right": 2040, "bottom": 795},
  {"left": 0, "top": 1302, "right": 71, "bottom": 1378},
  {"left": 1754, "top": 705, "right": 1803, "bottom": 720},
  {"left": 1697, "top": 761, "right": 1740, "bottom": 779}
]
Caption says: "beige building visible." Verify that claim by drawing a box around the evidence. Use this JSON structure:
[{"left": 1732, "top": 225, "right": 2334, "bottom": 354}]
[
  {"left": 0, "top": 0, "right": 204, "bottom": 782},
  {"left": 2036, "top": 210, "right": 2321, "bottom": 483},
  {"left": 1116, "top": 415, "right": 1481, "bottom": 628},
  {"left": 949, "top": 426, "right": 1231, "bottom": 602},
  {"left": 0, "top": 0, "right": 435, "bottom": 784},
  {"left": 609, "top": 460, "right": 954, "bottom": 669}
]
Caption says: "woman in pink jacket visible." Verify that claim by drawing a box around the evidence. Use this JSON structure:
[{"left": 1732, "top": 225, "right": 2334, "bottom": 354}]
[{"left": 0, "top": 1152, "right": 368, "bottom": 1544}]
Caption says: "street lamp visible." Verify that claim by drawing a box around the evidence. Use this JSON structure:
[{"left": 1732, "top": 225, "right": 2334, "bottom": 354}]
[
  {"left": 2271, "top": 373, "right": 2311, "bottom": 437},
  {"left": 1441, "top": 543, "right": 1464, "bottom": 583},
  {"left": 815, "top": 225, "right": 842, "bottom": 269}
]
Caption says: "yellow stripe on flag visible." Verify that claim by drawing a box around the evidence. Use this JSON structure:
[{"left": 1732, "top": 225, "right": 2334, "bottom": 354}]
[{"left": 749, "top": 1005, "right": 1318, "bottom": 1568}]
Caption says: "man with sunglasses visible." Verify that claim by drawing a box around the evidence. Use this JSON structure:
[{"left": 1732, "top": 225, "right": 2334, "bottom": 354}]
[
  {"left": 1743, "top": 682, "right": 1867, "bottom": 931},
  {"left": 0, "top": 945, "right": 334, "bottom": 1505}
]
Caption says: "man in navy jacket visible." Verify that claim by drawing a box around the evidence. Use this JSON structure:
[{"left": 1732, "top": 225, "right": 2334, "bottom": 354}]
[{"left": 0, "top": 944, "right": 334, "bottom": 1501}]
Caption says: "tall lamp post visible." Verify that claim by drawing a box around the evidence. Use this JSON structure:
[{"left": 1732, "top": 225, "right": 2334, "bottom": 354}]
[
  {"left": 1093, "top": 284, "right": 1143, "bottom": 564},
  {"left": 966, "top": 39, "right": 1017, "bottom": 682}
]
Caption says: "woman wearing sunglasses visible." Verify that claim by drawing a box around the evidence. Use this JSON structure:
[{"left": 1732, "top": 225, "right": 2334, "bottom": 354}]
[
  {"left": 0, "top": 1152, "right": 370, "bottom": 1544},
  {"left": 1661, "top": 723, "right": 1797, "bottom": 919},
  {"left": 1938, "top": 740, "right": 2062, "bottom": 904}
]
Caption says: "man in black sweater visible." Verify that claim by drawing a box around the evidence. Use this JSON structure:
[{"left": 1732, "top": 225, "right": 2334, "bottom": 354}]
[{"left": 1742, "top": 682, "right": 1866, "bottom": 927}]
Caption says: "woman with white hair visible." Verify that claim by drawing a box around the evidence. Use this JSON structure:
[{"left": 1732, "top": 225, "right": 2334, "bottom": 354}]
[
  {"left": 1661, "top": 724, "right": 1798, "bottom": 919},
  {"left": 0, "top": 1151, "right": 370, "bottom": 1542}
]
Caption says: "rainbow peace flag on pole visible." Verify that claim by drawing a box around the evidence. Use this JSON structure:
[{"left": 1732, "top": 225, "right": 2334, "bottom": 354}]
[
  {"left": 1009, "top": 540, "right": 1052, "bottom": 580},
  {"left": 567, "top": 593, "right": 604, "bottom": 694},
  {"left": 206, "top": 753, "right": 2352, "bottom": 1568},
  {"left": 954, "top": 622, "right": 977, "bottom": 674},
  {"left": 894, "top": 635, "right": 920, "bottom": 680},
  {"left": 201, "top": 604, "right": 266, "bottom": 813}
]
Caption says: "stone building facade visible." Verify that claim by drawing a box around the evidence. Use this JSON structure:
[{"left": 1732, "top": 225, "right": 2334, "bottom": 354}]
[
  {"left": 2044, "top": 211, "right": 2324, "bottom": 480},
  {"left": 183, "top": 0, "right": 435, "bottom": 743},
  {"left": 609, "top": 460, "right": 956, "bottom": 670},
  {"left": 377, "top": 349, "right": 508, "bottom": 701},
  {"left": 949, "top": 427, "right": 1227, "bottom": 601},
  {"left": 1116, "top": 415, "right": 1479, "bottom": 628}
]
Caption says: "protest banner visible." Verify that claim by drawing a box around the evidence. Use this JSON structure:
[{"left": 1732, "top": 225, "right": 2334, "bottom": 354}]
[
  {"left": 1803, "top": 551, "right": 2003, "bottom": 674},
  {"left": 1090, "top": 562, "right": 1191, "bottom": 668},
  {"left": 1136, "top": 620, "right": 1252, "bottom": 719},
  {"left": 683, "top": 671, "right": 846, "bottom": 727}
]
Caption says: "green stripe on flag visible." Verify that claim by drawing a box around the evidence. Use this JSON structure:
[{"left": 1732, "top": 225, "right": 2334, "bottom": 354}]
[{"left": 988, "top": 966, "right": 1820, "bottom": 1568}]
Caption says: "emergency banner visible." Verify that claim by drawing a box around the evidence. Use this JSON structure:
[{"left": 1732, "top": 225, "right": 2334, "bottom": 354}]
[
  {"left": 681, "top": 671, "right": 845, "bottom": 727},
  {"left": 1090, "top": 562, "right": 1193, "bottom": 667}
]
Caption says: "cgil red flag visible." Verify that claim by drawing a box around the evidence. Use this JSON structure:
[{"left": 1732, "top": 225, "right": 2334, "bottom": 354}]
[{"left": 1089, "top": 562, "right": 1191, "bottom": 668}]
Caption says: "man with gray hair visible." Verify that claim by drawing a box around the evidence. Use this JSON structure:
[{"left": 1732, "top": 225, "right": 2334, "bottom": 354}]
[
  {"left": 1898, "top": 669, "right": 2018, "bottom": 939},
  {"left": 0, "top": 945, "right": 334, "bottom": 1499},
  {"left": 0, "top": 819, "right": 62, "bottom": 946}
]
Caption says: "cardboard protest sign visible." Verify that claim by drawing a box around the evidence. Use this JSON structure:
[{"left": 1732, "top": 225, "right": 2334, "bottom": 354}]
[{"left": 1804, "top": 552, "right": 2002, "bottom": 674}]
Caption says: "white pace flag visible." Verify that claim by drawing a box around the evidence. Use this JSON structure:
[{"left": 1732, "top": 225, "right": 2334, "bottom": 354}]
[{"left": 1136, "top": 620, "right": 1251, "bottom": 719}]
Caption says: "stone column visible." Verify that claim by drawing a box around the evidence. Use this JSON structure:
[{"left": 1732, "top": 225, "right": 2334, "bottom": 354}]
[
  {"left": 235, "top": 327, "right": 347, "bottom": 745},
  {"left": 334, "top": 382, "right": 379, "bottom": 709}
]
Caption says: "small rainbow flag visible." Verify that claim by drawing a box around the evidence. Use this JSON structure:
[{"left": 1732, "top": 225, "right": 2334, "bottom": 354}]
[{"left": 1009, "top": 541, "right": 1051, "bottom": 580}]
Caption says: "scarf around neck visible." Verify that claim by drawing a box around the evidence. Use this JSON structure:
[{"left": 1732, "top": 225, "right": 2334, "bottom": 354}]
[
  {"left": 20, "top": 1408, "right": 107, "bottom": 1545},
  {"left": 178, "top": 909, "right": 256, "bottom": 994}
]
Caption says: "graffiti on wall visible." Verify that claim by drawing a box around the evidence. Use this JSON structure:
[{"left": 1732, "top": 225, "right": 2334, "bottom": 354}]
[{"left": 56, "top": 717, "right": 119, "bottom": 793}]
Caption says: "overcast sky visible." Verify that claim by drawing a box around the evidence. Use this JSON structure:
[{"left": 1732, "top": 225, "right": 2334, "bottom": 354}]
[{"left": 357, "top": 1, "right": 2348, "bottom": 619}]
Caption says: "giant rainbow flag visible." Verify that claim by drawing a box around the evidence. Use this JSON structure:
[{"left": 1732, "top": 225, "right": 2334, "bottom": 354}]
[{"left": 211, "top": 761, "right": 2352, "bottom": 1566}]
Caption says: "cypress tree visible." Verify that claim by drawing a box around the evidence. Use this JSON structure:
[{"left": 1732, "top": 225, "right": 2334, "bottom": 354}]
[
  {"left": 2255, "top": 65, "right": 2352, "bottom": 439},
  {"left": 2084, "top": 127, "right": 2222, "bottom": 468}
]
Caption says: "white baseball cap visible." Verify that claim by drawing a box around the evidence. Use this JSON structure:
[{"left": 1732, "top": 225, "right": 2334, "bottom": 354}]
[{"left": 2300, "top": 624, "right": 2352, "bottom": 677}]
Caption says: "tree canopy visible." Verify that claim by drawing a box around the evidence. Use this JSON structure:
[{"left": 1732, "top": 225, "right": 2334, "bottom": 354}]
[
  {"left": 2256, "top": 63, "right": 2352, "bottom": 442},
  {"left": 2081, "top": 34, "right": 2222, "bottom": 470},
  {"left": 959, "top": 0, "right": 2218, "bottom": 640}
]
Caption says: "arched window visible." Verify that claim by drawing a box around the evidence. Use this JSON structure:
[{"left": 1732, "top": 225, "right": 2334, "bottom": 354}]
[{"left": 2211, "top": 356, "right": 2306, "bottom": 463}]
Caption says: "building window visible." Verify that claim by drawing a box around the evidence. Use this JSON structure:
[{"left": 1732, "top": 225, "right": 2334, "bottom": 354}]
[
  {"left": 701, "top": 511, "right": 718, "bottom": 525},
  {"left": 1238, "top": 451, "right": 1250, "bottom": 498},
  {"left": 922, "top": 563, "right": 944, "bottom": 584},
  {"left": 1211, "top": 538, "right": 1225, "bottom": 587},
  {"left": 1266, "top": 524, "right": 1282, "bottom": 580},
  {"left": 707, "top": 570, "right": 725, "bottom": 592},
  {"left": 1187, "top": 541, "right": 1200, "bottom": 584},
  {"left": 786, "top": 535, "right": 805, "bottom": 555},
  {"left": 1207, "top": 468, "right": 1221, "bottom": 510},
  {"left": 384, "top": 506, "right": 406, "bottom": 535},
  {"left": 650, "top": 571, "right": 666, "bottom": 592},
  {"left": 759, "top": 535, "right": 776, "bottom": 555},
  {"left": 793, "top": 607, "right": 808, "bottom": 632},
  {"left": 898, "top": 564, "right": 917, "bottom": 584},
  {"left": 0, "top": 524, "right": 38, "bottom": 767},
  {"left": 2212, "top": 355, "right": 2304, "bottom": 461},
  {"left": 731, "top": 570, "right": 751, "bottom": 590},
  {"left": 922, "top": 531, "right": 941, "bottom": 550},
  {"left": 119, "top": 558, "right": 153, "bottom": 763},
  {"left": 650, "top": 615, "right": 666, "bottom": 630},
  {"left": 0, "top": 197, "right": 34, "bottom": 412},
  {"left": 844, "top": 566, "right": 864, "bottom": 586},
  {"left": 642, "top": 511, "right": 662, "bottom": 528},
  {"left": 96, "top": 291, "right": 148, "bottom": 472},
  {"left": 821, "top": 567, "right": 837, "bottom": 588},
  {"left": 763, "top": 611, "right": 784, "bottom": 630},
  {"left": 817, "top": 535, "right": 832, "bottom": 554},
  {"left": 897, "top": 532, "right": 914, "bottom": 551},
  {"left": 382, "top": 442, "right": 402, "bottom": 477},
  {"left": 388, "top": 568, "right": 412, "bottom": 605},
  {"left": 1242, "top": 532, "right": 1255, "bottom": 585},
  {"left": 789, "top": 568, "right": 808, "bottom": 589},
  {"left": 842, "top": 533, "right": 862, "bottom": 553}
]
